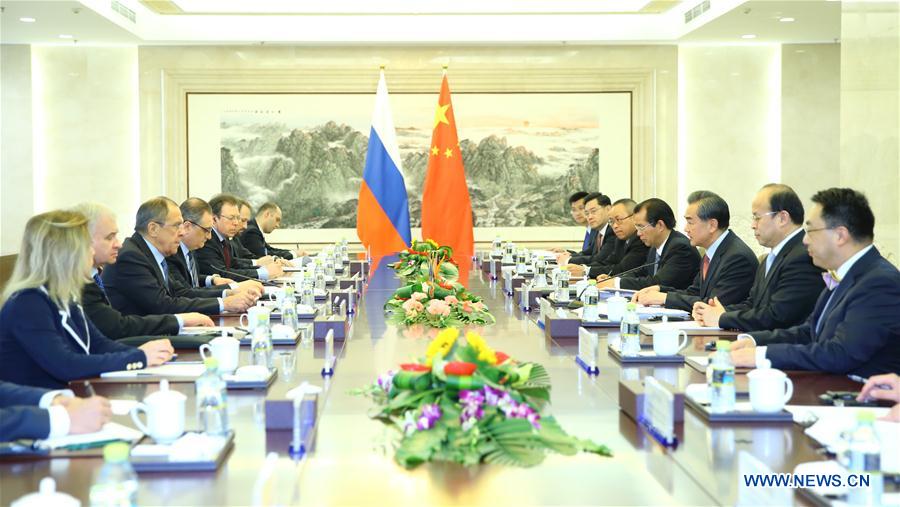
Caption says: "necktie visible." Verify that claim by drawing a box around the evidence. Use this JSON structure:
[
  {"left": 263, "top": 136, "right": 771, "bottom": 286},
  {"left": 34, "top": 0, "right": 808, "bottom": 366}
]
[
  {"left": 822, "top": 270, "right": 841, "bottom": 291},
  {"left": 594, "top": 231, "right": 604, "bottom": 253},
  {"left": 222, "top": 238, "right": 232, "bottom": 268},
  {"left": 188, "top": 251, "right": 199, "bottom": 288},
  {"left": 93, "top": 272, "right": 106, "bottom": 296},
  {"left": 764, "top": 253, "right": 775, "bottom": 277},
  {"left": 582, "top": 230, "right": 591, "bottom": 252},
  {"left": 701, "top": 255, "right": 710, "bottom": 281},
  {"left": 160, "top": 259, "right": 170, "bottom": 289},
  {"left": 652, "top": 250, "right": 660, "bottom": 275}
]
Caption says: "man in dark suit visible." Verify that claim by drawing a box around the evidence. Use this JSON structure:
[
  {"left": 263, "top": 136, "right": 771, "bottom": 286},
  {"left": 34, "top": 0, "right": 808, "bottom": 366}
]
[
  {"left": 102, "top": 197, "right": 256, "bottom": 317},
  {"left": 1, "top": 381, "right": 112, "bottom": 441},
  {"left": 195, "top": 194, "right": 285, "bottom": 282},
  {"left": 72, "top": 202, "right": 214, "bottom": 340},
  {"left": 241, "top": 202, "right": 307, "bottom": 260},
  {"left": 551, "top": 191, "right": 590, "bottom": 255},
  {"left": 731, "top": 188, "right": 900, "bottom": 376},
  {"left": 168, "top": 198, "right": 264, "bottom": 296},
  {"left": 1, "top": 381, "right": 111, "bottom": 441},
  {"left": 576, "top": 198, "right": 651, "bottom": 279},
  {"left": 558, "top": 193, "right": 615, "bottom": 276},
  {"left": 600, "top": 198, "right": 700, "bottom": 291},
  {"left": 634, "top": 193, "right": 758, "bottom": 311},
  {"left": 693, "top": 184, "right": 824, "bottom": 331}
]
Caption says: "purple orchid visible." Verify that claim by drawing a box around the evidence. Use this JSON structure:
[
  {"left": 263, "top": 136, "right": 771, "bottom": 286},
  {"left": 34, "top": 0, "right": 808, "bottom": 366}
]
[
  {"left": 376, "top": 370, "right": 396, "bottom": 393},
  {"left": 417, "top": 403, "right": 442, "bottom": 430}
]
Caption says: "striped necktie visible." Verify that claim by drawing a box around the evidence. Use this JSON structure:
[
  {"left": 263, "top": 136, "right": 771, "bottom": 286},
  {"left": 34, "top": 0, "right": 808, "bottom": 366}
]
[{"left": 221, "top": 238, "right": 232, "bottom": 268}]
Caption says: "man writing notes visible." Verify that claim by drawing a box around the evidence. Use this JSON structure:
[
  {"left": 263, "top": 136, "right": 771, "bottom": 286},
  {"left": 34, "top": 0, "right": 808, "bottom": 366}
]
[
  {"left": 241, "top": 202, "right": 307, "bottom": 260},
  {"left": 730, "top": 188, "right": 900, "bottom": 376},
  {"left": 597, "top": 198, "right": 699, "bottom": 291},
  {"left": 1, "top": 381, "right": 111, "bottom": 441},
  {"left": 73, "top": 202, "right": 214, "bottom": 340},
  {"left": 101, "top": 197, "right": 256, "bottom": 316},
  {"left": 167, "top": 198, "right": 264, "bottom": 295},
  {"left": 557, "top": 193, "right": 615, "bottom": 275},
  {"left": 195, "top": 194, "right": 285, "bottom": 282},
  {"left": 692, "top": 184, "right": 824, "bottom": 331},
  {"left": 633, "top": 193, "right": 758, "bottom": 312}
]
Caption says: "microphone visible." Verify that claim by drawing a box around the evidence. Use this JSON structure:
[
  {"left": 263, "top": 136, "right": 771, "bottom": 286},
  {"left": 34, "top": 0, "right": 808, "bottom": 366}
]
[
  {"left": 218, "top": 268, "right": 281, "bottom": 287},
  {"left": 606, "top": 260, "right": 659, "bottom": 280}
]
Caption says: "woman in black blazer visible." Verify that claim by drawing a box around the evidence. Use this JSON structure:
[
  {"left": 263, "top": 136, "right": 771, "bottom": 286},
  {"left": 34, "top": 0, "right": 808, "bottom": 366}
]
[{"left": 0, "top": 210, "right": 174, "bottom": 389}]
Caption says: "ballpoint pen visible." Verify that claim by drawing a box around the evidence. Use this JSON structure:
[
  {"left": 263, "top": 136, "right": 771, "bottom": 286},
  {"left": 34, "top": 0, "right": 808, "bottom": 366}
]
[{"left": 84, "top": 380, "right": 96, "bottom": 397}]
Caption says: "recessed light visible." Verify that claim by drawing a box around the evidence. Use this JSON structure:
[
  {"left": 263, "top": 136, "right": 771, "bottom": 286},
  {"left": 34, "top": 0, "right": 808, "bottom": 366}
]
[
  {"left": 59, "top": 34, "right": 74, "bottom": 39},
  {"left": 742, "top": 34, "right": 757, "bottom": 39},
  {"left": 779, "top": 17, "right": 795, "bottom": 22},
  {"left": 19, "top": 17, "right": 36, "bottom": 23}
]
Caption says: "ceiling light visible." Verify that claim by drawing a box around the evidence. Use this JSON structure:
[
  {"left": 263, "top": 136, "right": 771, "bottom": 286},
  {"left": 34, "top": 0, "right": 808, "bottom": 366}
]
[
  {"left": 59, "top": 34, "right": 74, "bottom": 39},
  {"left": 19, "top": 17, "right": 36, "bottom": 23},
  {"left": 742, "top": 34, "right": 757, "bottom": 39},
  {"left": 779, "top": 17, "right": 795, "bottom": 22}
]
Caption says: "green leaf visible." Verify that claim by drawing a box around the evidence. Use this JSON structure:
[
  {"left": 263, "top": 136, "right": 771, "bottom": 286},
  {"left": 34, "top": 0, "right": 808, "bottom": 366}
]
[
  {"left": 395, "top": 424, "right": 448, "bottom": 469},
  {"left": 481, "top": 418, "right": 546, "bottom": 467}
]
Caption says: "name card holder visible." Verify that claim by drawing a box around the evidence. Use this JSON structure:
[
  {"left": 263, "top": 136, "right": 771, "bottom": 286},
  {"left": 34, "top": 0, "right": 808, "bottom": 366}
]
[
  {"left": 329, "top": 289, "right": 356, "bottom": 315},
  {"left": 321, "top": 330, "right": 335, "bottom": 376},
  {"left": 349, "top": 260, "right": 369, "bottom": 277},
  {"left": 517, "top": 285, "right": 553, "bottom": 312},
  {"left": 575, "top": 328, "right": 600, "bottom": 375},
  {"left": 638, "top": 376, "right": 678, "bottom": 448},
  {"left": 489, "top": 259, "right": 499, "bottom": 280},
  {"left": 543, "top": 308, "right": 581, "bottom": 340},
  {"left": 537, "top": 297, "right": 554, "bottom": 329},
  {"left": 313, "top": 313, "right": 348, "bottom": 341}
]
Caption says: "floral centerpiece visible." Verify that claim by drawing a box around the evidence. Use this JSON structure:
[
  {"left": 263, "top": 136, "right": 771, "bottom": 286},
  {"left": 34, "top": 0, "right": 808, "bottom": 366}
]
[
  {"left": 388, "top": 239, "right": 459, "bottom": 284},
  {"left": 354, "top": 328, "right": 612, "bottom": 468},
  {"left": 385, "top": 239, "right": 494, "bottom": 328}
]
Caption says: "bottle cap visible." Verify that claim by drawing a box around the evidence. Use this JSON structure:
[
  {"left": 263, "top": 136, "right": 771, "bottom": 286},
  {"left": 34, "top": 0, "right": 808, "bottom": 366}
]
[
  {"left": 857, "top": 410, "right": 876, "bottom": 423},
  {"left": 103, "top": 441, "right": 130, "bottom": 463},
  {"left": 716, "top": 340, "right": 731, "bottom": 351},
  {"left": 626, "top": 302, "right": 637, "bottom": 311},
  {"left": 204, "top": 356, "right": 219, "bottom": 371}
]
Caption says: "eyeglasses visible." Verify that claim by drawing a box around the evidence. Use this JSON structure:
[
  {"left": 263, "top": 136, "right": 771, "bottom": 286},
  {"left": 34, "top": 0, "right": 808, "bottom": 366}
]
[
  {"left": 750, "top": 211, "right": 779, "bottom": 223},
  {"left": 584, "top": 207, "right": 602, "bottom": 217},
  {"left": 152, "top": 220, "right": 181, "bottom": 230},
  {"left": 217, "top": 214, "right": 241, "bottom": 222},
  {"left": 608, "top": 213, "right": 634, "bottom": 225},
  {"left": 804, "top": 226, "right": 833, "bottom": 234},
  {"left": 186, "top": 220, "right": 212, "bottom": 235},
  {"left": 634, "top": 222, "right": 653, "bottom": 232}
]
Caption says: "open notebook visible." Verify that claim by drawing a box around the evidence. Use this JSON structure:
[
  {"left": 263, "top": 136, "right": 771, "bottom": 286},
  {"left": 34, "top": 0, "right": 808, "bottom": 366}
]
[
  {"left": 35, "top": 421, "right": 143, "bottom": 450},
  {"left": 101, "top": 363, "right": 207, "bottom": 378}
]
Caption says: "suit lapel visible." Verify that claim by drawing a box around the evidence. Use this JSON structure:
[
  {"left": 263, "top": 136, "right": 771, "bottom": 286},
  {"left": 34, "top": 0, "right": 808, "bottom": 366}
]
[
  {"left": 132, "top": 233, "right": 170, "bottom": 295},
  {"left": 759, "top": 232, "right": 801, "bottom": 295},
  {"left": 702, "top": 232, "right": 730, "bottom": 295}
]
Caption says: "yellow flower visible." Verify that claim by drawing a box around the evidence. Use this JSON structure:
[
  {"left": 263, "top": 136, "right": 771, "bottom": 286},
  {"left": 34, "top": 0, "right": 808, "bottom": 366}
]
[
  {"left": 466, "top": 331, "right": 498, "bottom": 365},
  {"left": 426, "top": 239, "right": 439, "bottom": 249},
  {"left": 425, "top": 327, "right": 459, "bottom": 367}
]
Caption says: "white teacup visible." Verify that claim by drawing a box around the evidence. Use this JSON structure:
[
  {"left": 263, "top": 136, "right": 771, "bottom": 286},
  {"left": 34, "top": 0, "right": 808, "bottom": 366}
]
[
  {"left": 239, "top": 306, "right": 272, "bottom": 331},
  {"left": 266, "top": 287, "right": 286, "bottom": 306},
  {"left": 652, "top": 328, "right": 689, "bottom": 356},
  {"left": 200, "top": 335, "right": 240, "bottom": 373},
  {"left": 747, "top": 362, "right": 793, "bottom": 413},
  {"left": 130, "top": 379, "right": 186, "bottom": 444},
  {"left": 606, "top": 293, "right": 628, "bottom": 322}
]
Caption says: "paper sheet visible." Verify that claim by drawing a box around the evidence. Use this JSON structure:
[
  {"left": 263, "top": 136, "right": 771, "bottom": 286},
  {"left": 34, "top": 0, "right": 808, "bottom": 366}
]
[
  {"left": 180, "top": 326, "right": 236, "bottom": 335},
  {"left": 35, "top": 421, "right": 142, "bottom": 449},
  {"left": 639, "top": 320, "right": 722, "bottom": 333},
  {"left": 110, "top": 399, "right": 139, "bottom": 415},
  {"left": 101, "top": 363, "right": 207, "bottom": 378}
]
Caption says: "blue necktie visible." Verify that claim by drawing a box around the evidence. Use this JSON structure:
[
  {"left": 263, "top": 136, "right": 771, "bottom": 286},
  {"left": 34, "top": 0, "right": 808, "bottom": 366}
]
[
  {"left": 582, "top": 230, "right": 591, "bottom": 252},
  {"left": 160, "top": 259, "right": 170, "bottom": 288},
  {"left": 93, "top": 272, "right": 106, "bottom": 295},
  {"left": 764, "top": 253, "right": 775, "bottom": 277},
  {"left": 188, "top": 251, "right": 199, "bottom": 287}
]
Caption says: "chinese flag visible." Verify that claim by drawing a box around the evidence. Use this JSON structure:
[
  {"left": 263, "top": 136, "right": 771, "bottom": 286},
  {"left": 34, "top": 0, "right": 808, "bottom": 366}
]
[{"left": 421, "top": 74, "right": 474, "bottom": 282}]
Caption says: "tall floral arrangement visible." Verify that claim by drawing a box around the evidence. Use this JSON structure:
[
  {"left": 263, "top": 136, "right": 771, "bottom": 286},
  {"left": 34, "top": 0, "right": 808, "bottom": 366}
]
[{"left": 354, "top": 328, "right": 611, "bottom": 468}]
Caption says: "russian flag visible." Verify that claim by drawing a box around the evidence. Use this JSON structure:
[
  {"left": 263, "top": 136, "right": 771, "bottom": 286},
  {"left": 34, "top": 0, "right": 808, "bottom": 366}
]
[{"left": 356, "top": 70, "right": 412, "bottom": 259}]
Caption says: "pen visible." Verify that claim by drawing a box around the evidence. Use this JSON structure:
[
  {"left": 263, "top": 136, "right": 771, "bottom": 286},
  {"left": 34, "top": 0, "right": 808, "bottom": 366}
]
[
  {"left": 84, "top": 380, "right": 96, "bottom": 397},
  {"left": 60, "top": 438, "right": 123, "bottom": 451},
  {"left": 848, "top": 374, "right": 892, "bottom": 390}
]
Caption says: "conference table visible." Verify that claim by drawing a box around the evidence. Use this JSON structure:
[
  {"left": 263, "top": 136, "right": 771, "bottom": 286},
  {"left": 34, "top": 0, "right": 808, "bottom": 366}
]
[{"left": 0, "top": 260, "right": 869, "bottom": 506}]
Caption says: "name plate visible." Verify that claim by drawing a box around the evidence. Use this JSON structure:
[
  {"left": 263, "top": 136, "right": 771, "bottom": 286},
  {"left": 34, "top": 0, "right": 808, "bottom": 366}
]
[
  {"left": 538, "top": 297, "right": 553, "bottom": 327},
  {"left": 641, "top": 376, "right": 677, "bottom": 447},
  {"left": 576, "top": 327, "right": 600, "bottom": 375}
]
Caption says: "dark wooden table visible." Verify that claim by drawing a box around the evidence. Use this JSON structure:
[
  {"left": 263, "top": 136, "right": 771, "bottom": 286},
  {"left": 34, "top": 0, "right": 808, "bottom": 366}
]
[{"left": 0, "top": 263, "right": 867, "bottom": 506}]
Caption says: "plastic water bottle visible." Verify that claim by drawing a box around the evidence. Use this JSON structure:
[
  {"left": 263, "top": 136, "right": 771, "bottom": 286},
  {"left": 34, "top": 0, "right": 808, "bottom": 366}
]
[
  {"left": 196, "top": 357, "right": 229, "bottom": 436},
  {"left": 709, "top": 340, "right": 736, "bottom": 413},
  {"left": 555, "top": 268, "right": 570, "bottom": 303},
  {"left": 301, "top": 285, "right": 315, "bottom": 308},
  {"left": 314, "top": 271, "right": 326, "bottom": 292},
  {"left": 844, "top": 411, "right": 883, "bottom": 506},
  {"left": 582, "top": 281, "right": 601, "bottom": 322},
  {"left": 88, "top": 442, "right": 138, "bottom": 507},
  {"left": 281, "top": 299, "right": 298, "bottom": 330},
  {"left": 251, "top": 326, "right": 273, "bottom": 370},
  {"left": 620, "top": 303, "right": 641, "bottom": 356}
]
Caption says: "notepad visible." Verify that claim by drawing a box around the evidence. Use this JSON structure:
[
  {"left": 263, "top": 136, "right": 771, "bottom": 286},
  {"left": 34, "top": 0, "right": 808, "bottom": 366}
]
[
  {"left": 181, "top": 326, "right": 238, "bottom": 336},
  {"left": 639, "top": 320, "right": 722, "bottom": 335},
  {"left": 35, "top": 421, "right": 143, "bottom": 450},
  {"left": 101, "top": 363, "right": 207, "bottom": 378}
]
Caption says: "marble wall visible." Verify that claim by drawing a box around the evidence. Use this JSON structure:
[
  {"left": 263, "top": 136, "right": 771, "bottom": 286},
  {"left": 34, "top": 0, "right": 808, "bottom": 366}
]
[
  {"left": 839, "top": 1, "right": 899, "bottom": 264},
  {"left": 1, "top": 45, "right": 34, "bottom": 255}
]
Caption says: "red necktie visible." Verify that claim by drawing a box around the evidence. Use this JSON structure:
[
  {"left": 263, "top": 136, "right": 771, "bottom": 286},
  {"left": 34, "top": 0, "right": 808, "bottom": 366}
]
[
  {"left": 222, "top": 239, "right": 232, "bottom": 268},
  {"left": 595, "top": 231, "right": 603, "bottom": 253},
  {"left": 701, "top": 255, "right": 710, "bottom": 280}
]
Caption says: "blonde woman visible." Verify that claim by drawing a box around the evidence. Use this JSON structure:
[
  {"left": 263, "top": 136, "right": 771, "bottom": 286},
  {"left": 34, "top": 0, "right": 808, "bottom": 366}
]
[{"left": 0, "top": 210, "right": 173, "bottom": 389}]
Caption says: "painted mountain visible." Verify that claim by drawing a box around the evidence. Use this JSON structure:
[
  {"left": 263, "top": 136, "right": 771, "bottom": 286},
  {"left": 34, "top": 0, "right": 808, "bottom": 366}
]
[{"left": 221, "top": 120, "right": 599, "bottom": 229}]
